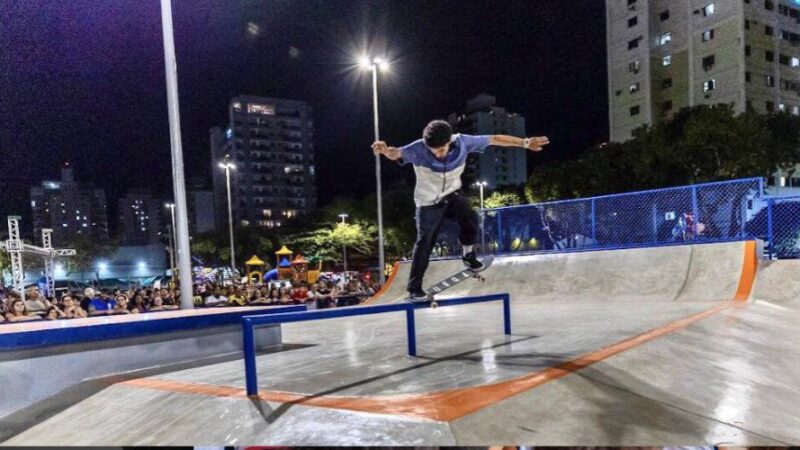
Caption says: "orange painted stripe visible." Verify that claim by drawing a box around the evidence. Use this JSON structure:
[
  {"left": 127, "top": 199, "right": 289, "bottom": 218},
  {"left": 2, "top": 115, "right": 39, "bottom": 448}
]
[
  {"left": 121, "top": 302, "right": 731, "bottom": 422},
  {"left": 121, "top": 242, "right": 757, "bottom": 422},
  {"left": 362, "top": 261, "right": 401, "bottom": 305},
  {"left": 734, "top": 240, "right": 758, "bottom": 302}
]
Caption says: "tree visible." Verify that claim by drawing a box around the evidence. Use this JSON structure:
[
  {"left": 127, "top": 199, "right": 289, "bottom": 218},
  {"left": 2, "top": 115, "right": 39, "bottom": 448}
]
[
  {"left": 483, "top": 189, "right": 524, "bottom": 209},
  {"left": 285, "top": 221, "right": 376, "bottom": 268},
  {"left": 525, "top": 106, "right": 800, "bottom": 202}
]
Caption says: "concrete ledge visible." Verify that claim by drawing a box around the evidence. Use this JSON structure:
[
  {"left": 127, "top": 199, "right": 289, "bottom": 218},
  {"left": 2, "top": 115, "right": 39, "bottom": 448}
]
[{"left": 0, "top": 306, "right": 301, "bottom": 419}]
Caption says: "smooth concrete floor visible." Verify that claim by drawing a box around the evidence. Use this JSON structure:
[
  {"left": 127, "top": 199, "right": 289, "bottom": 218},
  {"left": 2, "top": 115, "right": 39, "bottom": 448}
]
[{"left": 5, "top": 296, "right": 800, "bottom": 446}]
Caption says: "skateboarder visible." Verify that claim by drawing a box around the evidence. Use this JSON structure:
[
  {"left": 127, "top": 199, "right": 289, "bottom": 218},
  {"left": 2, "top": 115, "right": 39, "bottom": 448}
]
[{"left": 372, "top": 120, "right": 549, "bottom": 300}]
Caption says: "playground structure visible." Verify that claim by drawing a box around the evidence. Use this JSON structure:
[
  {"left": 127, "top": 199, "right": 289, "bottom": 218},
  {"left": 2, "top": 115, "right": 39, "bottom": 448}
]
[
  {"left": 271, "top": 245, "right": 320, "bottom": 285},
  {"left": 0, "top": 216, "right": 76, "bottom": 301}
]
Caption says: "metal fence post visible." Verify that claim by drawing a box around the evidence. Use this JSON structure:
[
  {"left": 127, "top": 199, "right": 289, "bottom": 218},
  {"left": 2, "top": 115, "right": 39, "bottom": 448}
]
[
  {"left": 495, "top": 212, "right": 503, "bottom": 253},
  {"left": 691, "top": 186, "right": 699, "bottom": 239},
  {"left": 243, "top": 319, "right": 258, "bottom": 396},
  {"left": 591, "top": 199, "right": 596, "bottom": 244},
  {"left": 406, "top": 307, "right": 417, "bottom": 357},
  {"left": 767, "top": 199, "right": 774, "bottom": 259}
]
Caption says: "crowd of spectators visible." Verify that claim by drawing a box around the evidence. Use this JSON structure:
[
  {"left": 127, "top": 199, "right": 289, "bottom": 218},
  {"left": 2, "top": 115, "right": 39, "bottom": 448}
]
[
  {"left": 197, "top": 278, "right": 379, "bottom": 309},
  {"left": 0, "top": 276, "right": 381, "bottom": 324}
]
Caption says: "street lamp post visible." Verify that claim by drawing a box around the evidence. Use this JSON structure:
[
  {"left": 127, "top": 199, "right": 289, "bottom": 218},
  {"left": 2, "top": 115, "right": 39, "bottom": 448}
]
[
  {"left": 338, "top": 213, "right": 349, "bottom": 282},
  {"left": 474, "top": 181, "right": 488, "bottom": 251},
  {"left": 359, "top": 56, "right": 390, "bottom": 286},
  {"left": 218, "top": 161, "right": 237, "bottom": 276},
  {"left": 159, "top": 0, "right": 193, "bottom": 309},
  {"left": 165, "top": 203, "right": 177, "bottom": 285}
]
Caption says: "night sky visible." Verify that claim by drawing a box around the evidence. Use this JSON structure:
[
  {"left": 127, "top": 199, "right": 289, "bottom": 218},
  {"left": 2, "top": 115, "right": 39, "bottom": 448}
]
[{"left": 1, "top": 0, "right": 608, "bottom": 233}]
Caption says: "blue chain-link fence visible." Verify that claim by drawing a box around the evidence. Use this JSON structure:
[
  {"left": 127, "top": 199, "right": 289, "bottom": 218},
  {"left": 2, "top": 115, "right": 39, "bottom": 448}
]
[
  {"left": 430, "top": 177, "right": 800, "bottom": 258},
  {"left": 747, "top": 195, "right": 800, "bottom": 259}
]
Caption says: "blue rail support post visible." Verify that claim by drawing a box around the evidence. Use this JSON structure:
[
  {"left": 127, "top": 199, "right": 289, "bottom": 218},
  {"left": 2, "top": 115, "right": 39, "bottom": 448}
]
[
  {"left": 503, "top": 294, "right": 511, "bottom": 335},
  {"left": 406, "top": 307, "right": 417, "bottom": 356},
  {"left": 243, "top": 318, "right": 258, "bottom": 396}
]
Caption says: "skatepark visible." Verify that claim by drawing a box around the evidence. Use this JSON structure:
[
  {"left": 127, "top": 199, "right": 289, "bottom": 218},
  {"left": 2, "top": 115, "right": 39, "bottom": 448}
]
[{"left": 3, "top": 236, "right": 800, "bottom": 445}]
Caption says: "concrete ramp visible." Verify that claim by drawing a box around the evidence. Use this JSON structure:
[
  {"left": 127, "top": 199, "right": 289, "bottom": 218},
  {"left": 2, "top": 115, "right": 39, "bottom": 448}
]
[
  {"left": 751, "top": 259, "right": 800, "bottom": 306},
  {"left": 368, "top": 241, "right": 754, "bottom": 305}
]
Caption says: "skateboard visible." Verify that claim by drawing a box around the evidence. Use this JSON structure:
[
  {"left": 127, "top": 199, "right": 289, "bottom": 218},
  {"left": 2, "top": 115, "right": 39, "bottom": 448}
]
[{"left": 412, "top": 256, "right": 494, "bottom": 308}]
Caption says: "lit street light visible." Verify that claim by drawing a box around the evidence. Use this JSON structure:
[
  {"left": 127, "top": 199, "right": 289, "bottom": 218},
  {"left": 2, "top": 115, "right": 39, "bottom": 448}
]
[
  {"left": 338, "top": 213, "right": 349, "bottom": 282},
  {"left": 358, "top": 54, "right": 389, "bottom": 285},
  {"left": 474, "top": 181, "right": 488, "bottom": 251},
  {"left": 218, "top": 160, "right": 237, "bottom": 275}
]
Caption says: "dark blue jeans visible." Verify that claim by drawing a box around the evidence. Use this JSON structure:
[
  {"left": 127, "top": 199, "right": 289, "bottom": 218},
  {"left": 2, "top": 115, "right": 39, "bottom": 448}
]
[{"left": 407, "top": 192, "right": 479, "bottom": 293}]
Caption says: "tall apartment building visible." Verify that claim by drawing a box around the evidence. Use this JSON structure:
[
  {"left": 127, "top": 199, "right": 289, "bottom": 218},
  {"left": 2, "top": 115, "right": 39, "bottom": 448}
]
[
  {"left": 118, "top": 190, "right": 162, "bottom": 245},
  {"left": 211, "top": 96, "right": 316, "bottom": 229},
  {"left": 607, "top": 0, "right": 800, "bottom": 142},
  {"left": 447, "top": 94, "right": 528, "bottom": 189},
  {"left": 30, "top": 164, "right": 109, "bottom": 245}
]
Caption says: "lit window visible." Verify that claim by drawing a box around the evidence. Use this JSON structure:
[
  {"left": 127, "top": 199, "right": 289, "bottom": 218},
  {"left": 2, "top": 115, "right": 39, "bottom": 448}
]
[
  {"left": 629, "top": 82, "right": 640, "bottom": 93},
  {"left": 703, "top": 79, "right": 716, "bottom": 92},
  {"left": 659, "top": 32, "right": 672, "bottom": 46},
  {"left": 779, "top": 103, "right": 786, "bottom": 111},
  {"left": 247, "top": 103, "right": 275, "bottom": 115},
  {"left": 792, "top": 106, "right": 799, "bottom": 116},
  {"left": 629, "top": 60, "right": 640, "bottom": 73},
  {"left": 663, "top": 55, "right": 672, "bottom": 66},
  {"left": 792, "top": 57, "right": 800, "bottom": 67},
  {"left": 702, "top": 3, "right": 715, "bottom": 16},
  {"left": 702, "top": 29, "right": 715, "bottom": 42}
]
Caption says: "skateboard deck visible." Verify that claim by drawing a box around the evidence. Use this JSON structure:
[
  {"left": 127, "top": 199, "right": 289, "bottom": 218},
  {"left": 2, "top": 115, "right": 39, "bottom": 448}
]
[{"left": 413, "top": 256, "right": 494, "bottom": 308}]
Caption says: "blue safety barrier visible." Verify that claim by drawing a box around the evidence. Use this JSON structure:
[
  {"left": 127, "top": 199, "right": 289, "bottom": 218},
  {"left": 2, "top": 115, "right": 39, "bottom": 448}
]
[{"left": 241, "top": 293, "right": 512, "bottom": 396}]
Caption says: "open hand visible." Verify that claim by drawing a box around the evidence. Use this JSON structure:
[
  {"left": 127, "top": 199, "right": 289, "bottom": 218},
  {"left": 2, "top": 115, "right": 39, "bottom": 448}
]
[{"left": 528, "top": 136, "right": 550, "bottom": 151}]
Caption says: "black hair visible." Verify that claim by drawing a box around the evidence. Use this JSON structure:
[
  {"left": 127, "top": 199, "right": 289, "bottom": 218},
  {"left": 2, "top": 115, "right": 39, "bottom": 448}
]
[{"left": 423, "top": 120, "right": 453, "bottom": 148}]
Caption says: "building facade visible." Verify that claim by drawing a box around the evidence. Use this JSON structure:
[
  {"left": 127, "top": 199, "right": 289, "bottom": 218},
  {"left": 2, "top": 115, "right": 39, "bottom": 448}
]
[
  {"left": 607, "top": 0, "right": 800, "bottom": 142},
  {"left": 118, "top": 190, "right": 162, "bottom": 245},
  {"left": 447, "top": 94, "right": 528, "bottom": 189},
  {"left": 30, "top": 165, "right": 109, "bottom": 245},
  {"left": 211, "top": 96, "right": 316, "bottom": 229}
]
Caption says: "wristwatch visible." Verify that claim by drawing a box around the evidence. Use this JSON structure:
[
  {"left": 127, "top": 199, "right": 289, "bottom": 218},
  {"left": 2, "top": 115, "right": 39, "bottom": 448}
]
[{"left": 522, "top": 137, "right": 532, "bottom": 149}]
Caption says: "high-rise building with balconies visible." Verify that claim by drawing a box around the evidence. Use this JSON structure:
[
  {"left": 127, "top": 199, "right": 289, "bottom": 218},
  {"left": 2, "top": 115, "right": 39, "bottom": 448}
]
[{"left": 211, "top": 96, "right": 317, "bottom": 229}]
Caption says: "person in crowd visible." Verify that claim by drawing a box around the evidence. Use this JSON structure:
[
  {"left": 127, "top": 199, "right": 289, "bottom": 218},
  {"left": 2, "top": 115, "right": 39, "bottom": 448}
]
[
  {"left": 148, "top": 296, "right": 167, "bottom": 312},
  {"left": 61, "top": 295, "right": 88, "bottom": 319},
  {"left": 129, "top": 293, "right": 148, "bottom": 313},
  {"left": 44, "top": 306, "right": 64, "bottom": 321},
  {"left": 291, "top": 282, "right": 309, "bottom": 304},
  {"left": 204, "top": 287, "right": 228, "bottom": 307},
  {"left": 113, "top": 295, "right": 137, "bottom": 315},
  {"left": 24, "top": 287, "right": 50, "bottom": 317},
  {"left": 249, "top": 288, "right": 271, "bottom": 305},
  {"left": 87, "top": 289, "right": 117, "bottom": 316},
  {"left": 268, "top": 288, "right": 281, "bottom": 305},
  {"left": 316, "top": 282, "right": 333, "bottom": 308},
  {"left": 5, "top": 298, "right": 40, "bottom": 322},
  {"left": 227, "top": 286, "right": 248, "bottom": 306},
  {"left": 278, "top": 287, "right": 292, "bottom": 304}
]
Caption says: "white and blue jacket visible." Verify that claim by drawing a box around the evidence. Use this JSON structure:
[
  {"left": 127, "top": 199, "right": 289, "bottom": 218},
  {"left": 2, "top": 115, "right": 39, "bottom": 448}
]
[{"left": 400, "top": 134, "right": 490, "bottom": 207}]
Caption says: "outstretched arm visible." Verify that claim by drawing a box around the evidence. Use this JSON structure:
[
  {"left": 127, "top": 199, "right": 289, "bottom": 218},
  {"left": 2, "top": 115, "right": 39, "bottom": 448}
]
[
  {"left": 371, "top": 141, "right": 403, "bottom": 160},
  {"left": 489, "top": 135, "right": 550, "bottom": 151}
]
